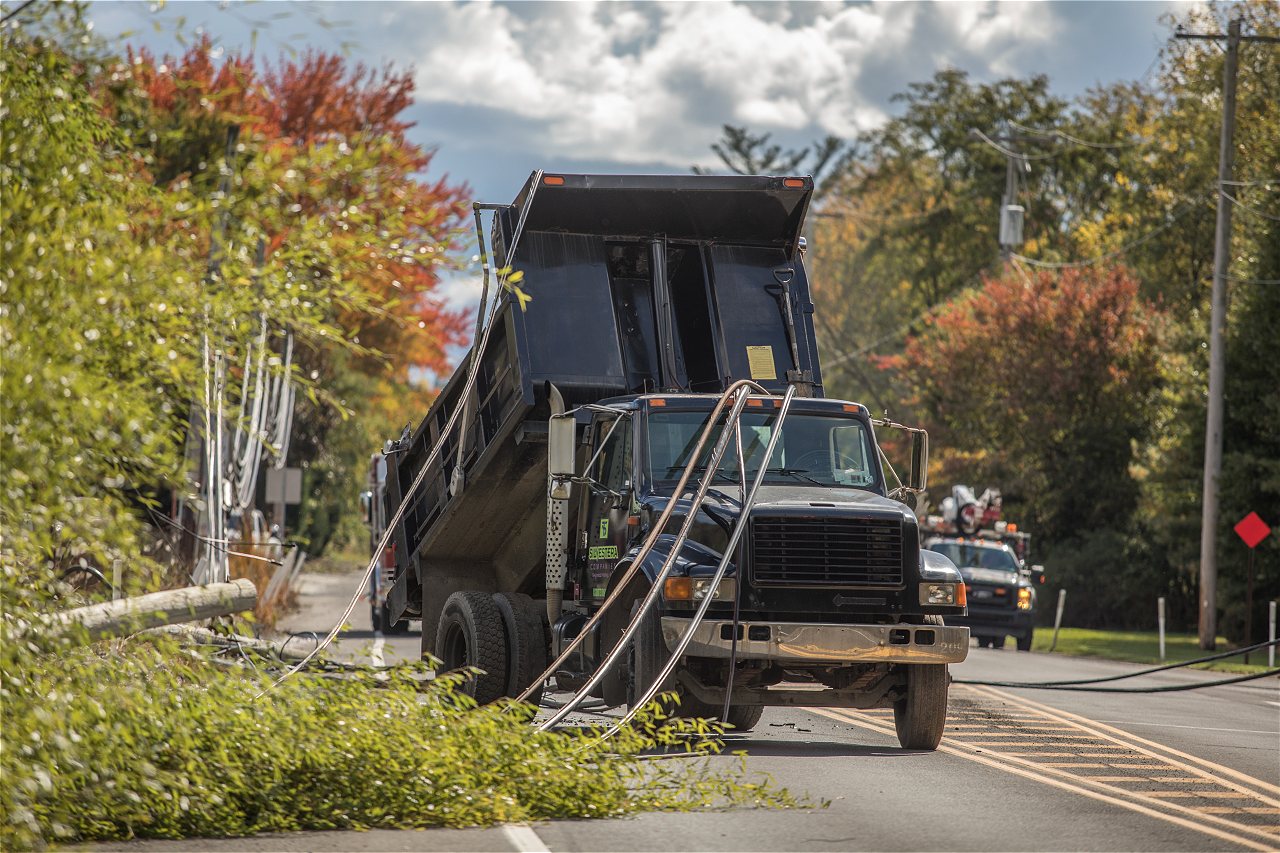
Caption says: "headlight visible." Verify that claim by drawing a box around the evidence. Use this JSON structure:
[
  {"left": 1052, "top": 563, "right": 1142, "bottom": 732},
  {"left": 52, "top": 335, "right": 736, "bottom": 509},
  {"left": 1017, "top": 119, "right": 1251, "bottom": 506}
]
[
  {"left": 664, "top": 577, "right": 735, "bottom": 602},
  {"left": 1017, "top": 587, "right": 1033, "bottom": 611},
  {"left": 919, "top": 582, "right": 961, "bottom": 606}
]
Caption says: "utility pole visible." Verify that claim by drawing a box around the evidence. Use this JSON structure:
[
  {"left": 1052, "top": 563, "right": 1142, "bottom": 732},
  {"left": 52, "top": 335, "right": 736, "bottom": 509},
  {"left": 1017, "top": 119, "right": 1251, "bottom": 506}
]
[
  {"left": 1176, "top": 19, "right": 1280, "bottom": 650},
  {"left": 967, "top": 127, "right": 1033, "bottom": 262}
]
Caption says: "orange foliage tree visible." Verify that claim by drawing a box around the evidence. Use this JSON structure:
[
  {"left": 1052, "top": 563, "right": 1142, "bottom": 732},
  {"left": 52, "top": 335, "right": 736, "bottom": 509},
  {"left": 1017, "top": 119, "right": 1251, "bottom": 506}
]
[
  {"left": 99, "top": 38, "right": 472, "bottom": 550},
  {"left": 105, "top": 38, "right": 470, "bottom": 384},
  {"left": 880, "top": 266, "right": 1162, "bottom": 547}
]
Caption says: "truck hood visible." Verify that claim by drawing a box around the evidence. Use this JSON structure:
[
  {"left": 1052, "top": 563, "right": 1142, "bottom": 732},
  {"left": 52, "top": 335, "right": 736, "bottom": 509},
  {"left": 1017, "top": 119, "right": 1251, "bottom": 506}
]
[{"left": 642, "top": 483, "right": 912, "bottom": 523}]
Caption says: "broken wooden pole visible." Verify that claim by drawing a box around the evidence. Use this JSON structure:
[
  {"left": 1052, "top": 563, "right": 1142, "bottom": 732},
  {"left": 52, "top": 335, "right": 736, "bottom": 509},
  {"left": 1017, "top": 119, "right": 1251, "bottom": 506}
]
[{"left": 55, "top": 578, "right": 258, "bottom": 644}]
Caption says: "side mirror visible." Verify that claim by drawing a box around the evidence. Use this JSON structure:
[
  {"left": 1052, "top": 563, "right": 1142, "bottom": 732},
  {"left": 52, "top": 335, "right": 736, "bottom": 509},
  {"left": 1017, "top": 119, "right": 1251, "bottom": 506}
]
[
  {"left": 358, "top": 490, "right": 373, "bottom": 525},
  {"left": 1032, "top": 564, "right": 1047, "bottom": 585},
  {"left": 549, "top": 415, "right": 575, "bottom": 479},
  {"left": 908, "top": 430, "right": 929, "bottom": 492}
]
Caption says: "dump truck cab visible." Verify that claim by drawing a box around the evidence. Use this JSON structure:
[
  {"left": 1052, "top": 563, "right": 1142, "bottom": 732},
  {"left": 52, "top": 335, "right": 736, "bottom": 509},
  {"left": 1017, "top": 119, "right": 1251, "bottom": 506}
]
[
  {"left": 562, "top": 393, "right": 969, "bottom": 718},
  {"left": 378, "top": 171, "right": 968, "bottom": 748}
]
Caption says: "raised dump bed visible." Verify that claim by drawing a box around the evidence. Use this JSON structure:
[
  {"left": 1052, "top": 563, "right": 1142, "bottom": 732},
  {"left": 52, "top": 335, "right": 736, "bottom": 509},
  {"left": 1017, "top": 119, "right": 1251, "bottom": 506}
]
[{"left": 382, "top": 172, "right": 824, "bottom": 644}]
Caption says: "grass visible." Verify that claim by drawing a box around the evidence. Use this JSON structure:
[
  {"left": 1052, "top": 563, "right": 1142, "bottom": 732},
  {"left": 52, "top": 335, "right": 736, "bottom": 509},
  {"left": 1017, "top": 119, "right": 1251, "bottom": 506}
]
[
  {"left": 306, "top": 542, "right": 370, "bottom": 575},
  {"left": 1031, "top": 627, "right": 1273, "bottom": 674}
]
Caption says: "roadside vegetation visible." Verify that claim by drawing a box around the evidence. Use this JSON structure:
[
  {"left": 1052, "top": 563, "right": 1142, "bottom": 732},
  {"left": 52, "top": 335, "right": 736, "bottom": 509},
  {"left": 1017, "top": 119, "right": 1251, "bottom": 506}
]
[
  {"left": 704, "top": 3, "right": 1279, "bottom": 648},
  {"left": 1, "top": 576, "right": 798, "bottom": 849},
  {"left": 0, "top": 7, "right": 798, "bottom": 848},
  {"left": 1033, "top": 628, "right": 1271, "bottom": 674}
]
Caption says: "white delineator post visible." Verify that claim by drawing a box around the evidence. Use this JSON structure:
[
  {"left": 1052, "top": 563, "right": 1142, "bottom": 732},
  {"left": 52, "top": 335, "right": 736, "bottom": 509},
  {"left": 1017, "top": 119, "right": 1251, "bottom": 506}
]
[
  {"left": 1158, "top": 596, "right": 1167, "bottom": 661},
  {"left": 1269, "top": 601, "right": 1276, "bottom": 669},
  {"left": 1049, "top": 589, "right": 1067, "bottom": 652}
]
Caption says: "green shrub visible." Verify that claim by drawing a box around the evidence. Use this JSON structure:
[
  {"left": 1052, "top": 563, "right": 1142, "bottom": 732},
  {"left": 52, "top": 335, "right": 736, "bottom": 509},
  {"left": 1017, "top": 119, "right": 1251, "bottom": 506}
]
[{"left": 1, "top": 607, "right": 797, "bottom": 849}]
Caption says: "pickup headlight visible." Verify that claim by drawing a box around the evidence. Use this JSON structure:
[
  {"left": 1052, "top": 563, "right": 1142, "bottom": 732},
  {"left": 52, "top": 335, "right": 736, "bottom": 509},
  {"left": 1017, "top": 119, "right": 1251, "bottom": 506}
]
[
  {"left": 919, "top": 582, "right": 963, "bottom": 606},
  {"left": 1017, "top": 587, "right": 1033, "bottom": 611}
]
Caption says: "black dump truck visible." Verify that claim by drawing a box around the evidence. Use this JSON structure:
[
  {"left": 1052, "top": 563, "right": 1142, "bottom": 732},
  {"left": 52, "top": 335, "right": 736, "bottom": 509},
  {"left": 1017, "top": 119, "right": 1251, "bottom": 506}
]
[{"left": 378, "top": 172, "right": 969, "bottom": 749}]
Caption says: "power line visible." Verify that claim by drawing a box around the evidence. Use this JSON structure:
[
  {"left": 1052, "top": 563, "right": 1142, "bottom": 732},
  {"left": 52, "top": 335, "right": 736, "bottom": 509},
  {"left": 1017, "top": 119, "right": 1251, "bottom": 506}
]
[
  {"left": 1224, "top": 275, "right": 1280, "bottom": 285},
  {"left": 968, "top": 128, "right": 1061, "bottom": 162},
  {"left": 0, "top": 0, "right": 37, "bottom": 25},
  {"left": 1010, "top": 191, "right": 1210, "bottom": 270},
  {"left": 1007, "top": 119, "right": 1146, "bottom": 151},
  {"left": 1221, "top": 190, "right": 1280, "bottom": 222}
]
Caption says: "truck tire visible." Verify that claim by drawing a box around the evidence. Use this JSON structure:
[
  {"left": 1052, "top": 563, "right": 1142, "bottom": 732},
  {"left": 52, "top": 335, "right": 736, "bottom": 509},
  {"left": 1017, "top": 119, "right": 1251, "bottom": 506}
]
[
  {"left": 494, "top": 592, "right": 548, "bottom": 705},
  {"left": 626, "top": 597, "right": 724, "bottom": 720},
  {"left": 724, "top": 704, "right": 765, "bottom": 732},
  {"left": 893, "top": 616, "right": 949, "bottom": 751},
  {"left": 627, "top": 597, "right": 680, "bottom": 715},
  {"left": 1017, "top": 630, "right": 1034, "bottom": 652},
  {"left": 435, "top": 591, "right": 508, "bottom": 705}
]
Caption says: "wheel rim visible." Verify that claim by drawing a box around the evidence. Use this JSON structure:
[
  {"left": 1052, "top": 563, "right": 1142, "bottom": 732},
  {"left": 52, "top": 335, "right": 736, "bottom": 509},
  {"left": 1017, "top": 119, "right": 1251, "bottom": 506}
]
[{"left": 441, "top": 621, "right": 469, "bottom": 670}]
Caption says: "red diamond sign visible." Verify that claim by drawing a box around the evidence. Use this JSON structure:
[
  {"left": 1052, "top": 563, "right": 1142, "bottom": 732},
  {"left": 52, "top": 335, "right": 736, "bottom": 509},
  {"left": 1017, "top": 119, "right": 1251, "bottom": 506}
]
[{"left": 1234, "top": 512, "right": 1271, "bottom": 549}]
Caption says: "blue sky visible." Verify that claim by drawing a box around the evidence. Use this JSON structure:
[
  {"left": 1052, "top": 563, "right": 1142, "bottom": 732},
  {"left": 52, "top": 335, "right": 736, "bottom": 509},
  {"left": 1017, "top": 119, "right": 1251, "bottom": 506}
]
[{"left": 86, "top": 0, "right": 1200, "bottom": 320}]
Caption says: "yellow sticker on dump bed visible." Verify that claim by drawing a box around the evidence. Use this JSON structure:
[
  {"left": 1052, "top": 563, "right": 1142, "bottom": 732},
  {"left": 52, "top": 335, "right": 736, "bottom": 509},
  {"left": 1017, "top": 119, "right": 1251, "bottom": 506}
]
[{"left": 746, "top": 345, "right": 776, "bottom": 380}]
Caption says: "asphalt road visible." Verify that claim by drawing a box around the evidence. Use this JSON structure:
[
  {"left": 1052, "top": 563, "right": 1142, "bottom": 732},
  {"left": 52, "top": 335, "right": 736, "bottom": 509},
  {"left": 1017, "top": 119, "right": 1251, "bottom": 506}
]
[{"left": 104, "top": 569, "right": 1280, "bottom": 852}]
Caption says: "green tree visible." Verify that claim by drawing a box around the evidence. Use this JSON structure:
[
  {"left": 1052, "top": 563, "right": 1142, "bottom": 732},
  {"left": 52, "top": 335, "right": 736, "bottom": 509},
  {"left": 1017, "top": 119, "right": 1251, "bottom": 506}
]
[{"left": 883, "top": 266, "right": 1163, "bottom": 626}]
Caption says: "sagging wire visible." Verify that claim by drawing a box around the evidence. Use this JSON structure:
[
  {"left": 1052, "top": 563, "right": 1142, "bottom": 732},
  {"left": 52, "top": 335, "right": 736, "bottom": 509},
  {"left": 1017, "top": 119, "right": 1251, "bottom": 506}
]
[
  {"left": 1010, "top": 190, "right": 1211, "bottom": 270},
  {"left": 144, "top": 507, "right": 285, "bottom": 566},
  {"left": 253, "top": 171, "right": 547, "bottom": 699},
  {"left": 1220, "top": 189, "right": 1280, "bottom": 222},
  {"left": 534, "top": 383, "right": 763, "bottom": 729},
  {"left": 596, "top": 385, "right": 797, "bottom": 742},
  {"left": 720, "top": 416, "right": 748, "bottom": 725},
  {"left": 954, "top": 638, "right": 1280, "bottom": 689},
  {"left": 513, "top": 378, "right": 769, "bottom": 708},
  {"left": 957, "top": 667, "right": 1278, "bottom": 693}
]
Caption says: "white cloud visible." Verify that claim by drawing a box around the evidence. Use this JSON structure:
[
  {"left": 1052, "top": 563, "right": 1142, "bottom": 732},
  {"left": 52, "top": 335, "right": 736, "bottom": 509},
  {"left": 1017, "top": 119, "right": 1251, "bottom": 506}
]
[{"left": 406, "top": 1, "right": 1058, "bottom": 166}]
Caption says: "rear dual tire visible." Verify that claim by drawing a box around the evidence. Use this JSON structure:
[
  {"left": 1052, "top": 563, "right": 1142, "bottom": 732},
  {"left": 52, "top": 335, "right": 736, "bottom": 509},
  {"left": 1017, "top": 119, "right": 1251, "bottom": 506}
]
[{"left": 433, "top": 591, "right": 550, "bottom": 706}]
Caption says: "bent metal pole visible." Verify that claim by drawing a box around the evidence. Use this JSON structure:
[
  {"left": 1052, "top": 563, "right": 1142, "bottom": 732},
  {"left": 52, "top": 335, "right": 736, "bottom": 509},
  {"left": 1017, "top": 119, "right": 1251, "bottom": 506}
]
[
  {"left": 514, "top": 378, "right": 768, "bottom": 706},
  {"left": 535, "top": 384, "right": 759, "bottom": 729},
  {"left": 601, "top": 384, "right": 797, "bottom": 740}
]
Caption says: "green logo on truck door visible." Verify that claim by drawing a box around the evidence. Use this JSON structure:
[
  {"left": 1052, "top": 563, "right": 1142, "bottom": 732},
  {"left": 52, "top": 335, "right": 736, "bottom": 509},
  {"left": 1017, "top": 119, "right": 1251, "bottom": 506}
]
[{"left": 598, "top": 518, "right": 609, "bottom": 540}]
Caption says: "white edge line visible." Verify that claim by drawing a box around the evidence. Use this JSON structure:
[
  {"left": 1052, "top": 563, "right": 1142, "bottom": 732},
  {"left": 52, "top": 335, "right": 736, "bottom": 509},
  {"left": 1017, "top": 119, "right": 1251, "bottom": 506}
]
[{"left": 502, "top": 823, "right": 552, "bottom": 853}]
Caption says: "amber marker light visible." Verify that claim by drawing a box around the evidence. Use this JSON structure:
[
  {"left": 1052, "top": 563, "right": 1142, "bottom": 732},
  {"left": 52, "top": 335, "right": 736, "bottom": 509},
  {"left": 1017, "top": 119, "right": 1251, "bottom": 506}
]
[
  {"left": 957, "top": 583, "right": 967, "bottom": 607},
  {"left": 648, "top": 398, "right": 666, "bottom": 407},
  {"left": 542, "top": 175, "right": 565, "bottom": 186},
  {"left": 664, "top": 577, "right": 693, "bottom": 601},
  {"left": 783, "top": 177, "right": 806, "bottom": 188}
]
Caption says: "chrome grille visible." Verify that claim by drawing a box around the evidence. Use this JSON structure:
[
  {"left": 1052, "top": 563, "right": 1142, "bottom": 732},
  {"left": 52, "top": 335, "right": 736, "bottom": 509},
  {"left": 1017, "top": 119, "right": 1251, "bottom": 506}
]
[{"left": 751, "top": 516, "right": 904, "bottom": 587}]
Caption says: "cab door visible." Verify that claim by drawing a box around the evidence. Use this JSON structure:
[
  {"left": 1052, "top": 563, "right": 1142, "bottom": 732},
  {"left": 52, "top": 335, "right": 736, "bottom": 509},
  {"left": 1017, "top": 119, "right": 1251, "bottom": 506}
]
[{"left": 581, "top": 412, "right": 634, "bottom": 601}]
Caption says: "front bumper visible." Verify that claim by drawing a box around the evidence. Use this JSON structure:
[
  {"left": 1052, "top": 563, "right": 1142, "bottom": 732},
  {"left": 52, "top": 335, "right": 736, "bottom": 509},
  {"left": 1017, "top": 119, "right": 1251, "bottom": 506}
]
[{"left": 660, "top": 618, "right": 970, "bottom": 664}]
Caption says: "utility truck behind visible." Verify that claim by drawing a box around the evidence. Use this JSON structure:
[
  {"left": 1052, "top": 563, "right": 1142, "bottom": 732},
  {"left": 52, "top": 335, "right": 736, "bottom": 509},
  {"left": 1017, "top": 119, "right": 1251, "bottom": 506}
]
[{"left": 375, "top": 172, "right": 969, "bottom": 749}]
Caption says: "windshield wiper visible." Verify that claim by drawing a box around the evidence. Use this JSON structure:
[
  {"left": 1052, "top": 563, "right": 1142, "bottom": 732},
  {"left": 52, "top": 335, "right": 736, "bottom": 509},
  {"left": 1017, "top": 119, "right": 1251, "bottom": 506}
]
[
  {"left": 664, "top": 463, "right": 738, "bottom": 484},
  {"left": 767, "top": 467, "right": 824, "bottom": 486}
]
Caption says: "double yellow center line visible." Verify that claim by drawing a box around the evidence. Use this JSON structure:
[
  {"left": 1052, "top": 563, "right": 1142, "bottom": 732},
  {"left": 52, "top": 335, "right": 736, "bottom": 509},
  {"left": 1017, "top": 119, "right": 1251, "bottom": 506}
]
[{"left": 807, "top": 685, "right": 1279, "bottom": 852}]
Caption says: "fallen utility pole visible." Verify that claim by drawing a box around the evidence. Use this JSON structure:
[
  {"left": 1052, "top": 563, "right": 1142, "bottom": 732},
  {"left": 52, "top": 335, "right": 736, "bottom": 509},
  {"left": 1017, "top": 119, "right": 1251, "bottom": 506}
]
[
  {"left": 52, "top": 579, "right": 258, "bottom": 645},
  {"left": 1176, "top": 18, "right": 1280, "bottom": 651}
]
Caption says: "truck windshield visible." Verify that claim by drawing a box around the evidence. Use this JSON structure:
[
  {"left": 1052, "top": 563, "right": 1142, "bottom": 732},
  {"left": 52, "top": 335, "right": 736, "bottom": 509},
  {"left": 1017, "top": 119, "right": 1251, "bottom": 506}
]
[
  {"left": 647, "top": 408, "right": 878, "bottom": 490},
  {"left": 929, "top": 543, "right": 1019, "bottom": 572}
]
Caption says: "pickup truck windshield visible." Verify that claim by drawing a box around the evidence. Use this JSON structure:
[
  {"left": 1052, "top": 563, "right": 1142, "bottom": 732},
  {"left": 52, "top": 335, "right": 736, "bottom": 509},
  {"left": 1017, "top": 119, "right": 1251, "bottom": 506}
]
[
  {"left": 929, "top": 543, "right": 1019, "bottom": 572},
  {"left": 648, "top": 408, "right": 878, "bottom": 490}
]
